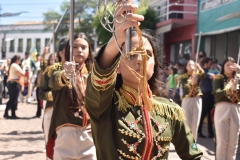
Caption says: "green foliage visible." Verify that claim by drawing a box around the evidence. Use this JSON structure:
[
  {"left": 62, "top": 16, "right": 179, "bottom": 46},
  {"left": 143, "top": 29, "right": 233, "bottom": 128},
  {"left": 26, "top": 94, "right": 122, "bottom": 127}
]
[
  {"left": 92, "top": 2, "right": 157, "bottom": 45},
  {"left": 43, "top": 0, "right": 97, "bottom": 48}
]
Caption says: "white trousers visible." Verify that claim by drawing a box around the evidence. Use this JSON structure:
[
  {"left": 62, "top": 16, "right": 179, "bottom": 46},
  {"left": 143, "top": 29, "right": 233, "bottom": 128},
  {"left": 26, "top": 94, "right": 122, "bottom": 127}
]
[
  {"left": 43, "top": 107, "right": 53, "bottom": 144},
  {"left": 214, "top": 102, "right": 240, "bottom": 160},
  {"left": 182, "top": 97, "right": 202, "bottom": 141},
  {"left": 54, "top": 126, "right": 97, "bottom": 160}
]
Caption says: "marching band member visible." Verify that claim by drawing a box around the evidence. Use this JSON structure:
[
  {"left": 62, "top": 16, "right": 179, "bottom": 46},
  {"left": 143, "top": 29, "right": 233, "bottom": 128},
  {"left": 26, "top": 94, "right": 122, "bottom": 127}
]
[
  {"left": 178, "top": 60, "right": 204, "bottom": 140},
  {"left": 213, "top": 57, "right": 240, "bottom": 160},
  {"left": 47, "top": 33, "right": 96, "bottom": 160},
  {"left": 38, "top": 39, "right": 67, "bottom": 158},
  {"left": 85, "top": 2, "right": 202, "bottom": 159}
]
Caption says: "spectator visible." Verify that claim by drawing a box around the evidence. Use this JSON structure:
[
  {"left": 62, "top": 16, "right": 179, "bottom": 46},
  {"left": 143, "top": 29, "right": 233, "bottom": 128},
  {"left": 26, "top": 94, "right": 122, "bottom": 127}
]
[
  {"left": 3, "top": 59, "right": 10, "bottom": 98},
  {"left": 19, "top": 52, "right": 37, "bottom": 103},
  {"left": 3, "top": 55, "right": 26, "bottom": 119},
  {"left": 209, "top": 58, "right": 220, "bottom": 75},
  {"left": 198, "top": 57, "right": 215, "bottom": 138},
  {"left": 167, "top": 67, "right": 179, "bottom": 103}
]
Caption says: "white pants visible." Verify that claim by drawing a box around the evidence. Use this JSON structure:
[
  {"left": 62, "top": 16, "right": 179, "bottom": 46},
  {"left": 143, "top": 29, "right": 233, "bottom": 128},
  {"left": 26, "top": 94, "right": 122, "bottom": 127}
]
[
  {"left": 54, "top": 126, "right": 97, "bottom": 160},
  {"left": 214, "top": 102, "right": 240, "bottom": 160},
  {"left": 182, "top": 97, "right": 202, "bottom": 141},
  {"left": 43, "top": 107, "right": 53, "bottom": 144}
]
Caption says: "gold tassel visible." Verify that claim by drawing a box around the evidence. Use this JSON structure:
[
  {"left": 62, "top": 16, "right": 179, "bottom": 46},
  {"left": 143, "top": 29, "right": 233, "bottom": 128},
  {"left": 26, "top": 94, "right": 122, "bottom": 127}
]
[
  {"left": 135, "top": 24, "right": 152, "bottom": 111},
  {"left": 152, "top": 99, "right": 185, "bottom": 121}
]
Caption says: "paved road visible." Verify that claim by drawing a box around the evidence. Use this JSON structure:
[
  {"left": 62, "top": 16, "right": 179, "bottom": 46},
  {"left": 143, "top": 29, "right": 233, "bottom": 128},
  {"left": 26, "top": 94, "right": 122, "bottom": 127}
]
[{"left": 0, "top": 98, "right": 240, "bottom": 160}]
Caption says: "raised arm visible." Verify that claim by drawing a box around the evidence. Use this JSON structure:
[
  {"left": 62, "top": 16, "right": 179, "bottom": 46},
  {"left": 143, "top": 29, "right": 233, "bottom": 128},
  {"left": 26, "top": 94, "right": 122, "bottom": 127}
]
[
  {"left": 99, "top": 2, "right": 143, "bottom": 69},
  {"left": 85, "top": 46, "right": 120, "bottom": 119}
]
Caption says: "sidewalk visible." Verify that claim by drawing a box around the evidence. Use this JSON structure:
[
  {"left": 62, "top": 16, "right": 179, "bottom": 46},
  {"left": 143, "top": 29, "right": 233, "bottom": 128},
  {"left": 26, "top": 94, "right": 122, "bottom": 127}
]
[{"left": 0, "top": 99, "right": 240, "bottom": 159}]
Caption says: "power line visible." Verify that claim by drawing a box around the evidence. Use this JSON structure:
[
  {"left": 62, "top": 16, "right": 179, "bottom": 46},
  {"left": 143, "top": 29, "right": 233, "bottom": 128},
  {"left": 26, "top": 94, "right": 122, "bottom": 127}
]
[{"left": 1, "top": 3, "right": 63, "bottom": 6}]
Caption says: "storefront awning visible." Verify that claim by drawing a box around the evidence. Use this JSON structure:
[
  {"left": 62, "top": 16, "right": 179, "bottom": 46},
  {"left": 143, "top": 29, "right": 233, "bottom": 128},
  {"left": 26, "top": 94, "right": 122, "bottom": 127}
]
[
  {"left": 195, "top": 25, "right": 240, "bottom": 36},
  {"left": 156, "top": 24, "right": 172, "bottom": 34}
]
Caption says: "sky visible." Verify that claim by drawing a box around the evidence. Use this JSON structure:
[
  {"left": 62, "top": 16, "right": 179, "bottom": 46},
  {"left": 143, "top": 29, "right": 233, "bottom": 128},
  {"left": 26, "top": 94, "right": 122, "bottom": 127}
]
[
  {"left": 0, "top": 0, "right": 64, "bottom": 25},
  {"left": 0, "top": 0, "right": 139, "bottom": 25}
]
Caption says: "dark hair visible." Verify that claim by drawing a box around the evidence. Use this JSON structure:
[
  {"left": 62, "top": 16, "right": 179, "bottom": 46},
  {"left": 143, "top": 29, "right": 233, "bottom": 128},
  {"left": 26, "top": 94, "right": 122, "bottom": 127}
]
[
  {"left": 47, "top": 53, "right": 53, "bottom": 66},
  {"left": 201, "top": 57, "right": 211, "bottom": 66},
  {"left": 115, "top": 30, "right": 168, "bottom": 97},
  {"left": 183, "top": 60, "right": 192, "bottom": 74},
  {"left": 171, "top": 67, "right": 178, "bottom": 75},
  {"left": 65, "top": 33, "right": 94, "bottom": 72},
  {"left": 221, "top": 57, "right": 235, "bottom": 76},
  {"left": 25, "top": 52, "right": 30, "bottom": 55},
  {"left": 58, "top": 38, "right": 67, "bottom": 62},
  {"left": 64, "top": 33, "right": 94, "bottom": 114},
  {"left": 199, "top": 51, "right": 206, "bottom": 57}
]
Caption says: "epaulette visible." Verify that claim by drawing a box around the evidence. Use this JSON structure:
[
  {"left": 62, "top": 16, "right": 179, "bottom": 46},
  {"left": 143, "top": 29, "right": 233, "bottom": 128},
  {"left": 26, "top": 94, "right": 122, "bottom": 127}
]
[
  {"left": 177, "top": 73, "right": 188, "bottom": 80},
  {"left": 44, "top": 62, "right": 63, "bottom": 77},
  {"left": 152, "top": 96, "right": 185, "bottom": 121},
  {"left": 213, "top": 74, "right": 224, "bottom": 80}
]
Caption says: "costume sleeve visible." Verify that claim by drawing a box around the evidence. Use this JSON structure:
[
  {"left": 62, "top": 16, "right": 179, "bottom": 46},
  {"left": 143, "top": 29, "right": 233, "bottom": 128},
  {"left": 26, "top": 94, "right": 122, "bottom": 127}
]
[
  {"left": 49, "top": 70, "right": 69, "bottom": 91},
  {"left": 212, "top": 77, "right": 227, "bottom": 100},
  {"left": 197, "top": 68, "right": 204, "bottom": 79},
  {"left": 38, "top": 71, "right": 53, "bottom": 101},
  {"left": 85, "top": 45, "right": 120, "bottom": 120},
  {"left": 172, "top": 118, "right": 203, "bottom": 159}
]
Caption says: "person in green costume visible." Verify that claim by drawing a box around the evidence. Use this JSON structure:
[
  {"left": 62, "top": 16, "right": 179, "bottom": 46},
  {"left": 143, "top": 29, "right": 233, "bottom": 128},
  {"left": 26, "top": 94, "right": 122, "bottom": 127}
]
[
  {"left": 38, "top": 39, "right": 67, "bottom": 159},
  {"left": 213, "top": 57, "right": 240, "bottom": 160},
  {"left": 85, "top": 1, "right": 203, "bottom": 159},
  {"left": 46, "top": 33, "right": 96, "bottom": 160}
]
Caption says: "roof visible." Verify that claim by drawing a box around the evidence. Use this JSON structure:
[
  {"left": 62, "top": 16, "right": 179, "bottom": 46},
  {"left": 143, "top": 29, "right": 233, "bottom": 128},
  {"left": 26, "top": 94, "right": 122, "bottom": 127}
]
[{"left": 195, "top": 25, "right": 240, "bottom": 36}]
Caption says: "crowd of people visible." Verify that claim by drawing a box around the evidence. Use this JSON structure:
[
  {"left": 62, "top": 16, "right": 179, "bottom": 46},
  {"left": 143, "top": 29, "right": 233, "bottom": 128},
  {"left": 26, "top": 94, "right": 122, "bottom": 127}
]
[
  {"left": 2, "top": 1, "right": 240, "bottom": 160},
  {"left": 166, "top": 51, "right": 240, "bottom": 159}
]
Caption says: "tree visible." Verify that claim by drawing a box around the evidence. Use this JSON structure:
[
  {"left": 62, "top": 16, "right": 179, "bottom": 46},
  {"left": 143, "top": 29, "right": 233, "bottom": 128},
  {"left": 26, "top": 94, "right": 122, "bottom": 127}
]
[
  {"left": 92, "top": 2, "right": 157, "bottom": 45},
  {"left": 43, "top": 0, "right": 96, "bottom": 48}
]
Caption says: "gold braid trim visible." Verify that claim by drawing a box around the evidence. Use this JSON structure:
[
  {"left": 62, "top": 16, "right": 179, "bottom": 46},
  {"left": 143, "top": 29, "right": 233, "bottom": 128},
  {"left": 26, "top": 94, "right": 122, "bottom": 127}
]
[
  {"left": 177, "top": 73, "right": 188, "bottom": 80},
  {"left": 214, "top": 74, "right": 224, "bottom": 80},
  {"left": 152, "top": 99, "right": 185, "bottom": 121},
  {"left": 115, "top": 90, "right": 133, "bottom": 113},
  {"left": 115, "top": 90, "right": 185, "bottom": 121},
  {"left": 157, "top": 136, "right": 172, "bottom": 142},
  {"left": 91, "top": 63, "right": 118, "bottom": 91},
  {"left": 57, "top": 71, "right": 69, "bottom": 87},
  {"left": 44, "top": 62, "right": 63, "bottom": 77},
  {"left": 46, "top": 91, "right": 53, "bottom": 101}
]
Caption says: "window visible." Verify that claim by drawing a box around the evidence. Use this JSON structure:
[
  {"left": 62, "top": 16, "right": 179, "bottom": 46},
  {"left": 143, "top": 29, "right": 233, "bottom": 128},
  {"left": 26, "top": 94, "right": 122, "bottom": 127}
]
[
  {"left": 18, "top": 39, "right": 23, "bottom": 52},
  {"left": 36, "top": 38, "right": 41, "bottom": 53},
  {"left": 9, "top": 40, "right": 14, "bottom": 52},
  {"left": 45, "top": 38, "right": 50, "bottom": 47},
  {"left": 26, "top": 38, "right": 31, "bottom": 52}
]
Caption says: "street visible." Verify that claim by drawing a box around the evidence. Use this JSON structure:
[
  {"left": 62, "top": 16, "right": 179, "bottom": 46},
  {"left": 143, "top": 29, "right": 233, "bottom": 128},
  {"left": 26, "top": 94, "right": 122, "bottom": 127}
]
[{"left": 0, "top": 98, "right": 240, "bottom": 160}]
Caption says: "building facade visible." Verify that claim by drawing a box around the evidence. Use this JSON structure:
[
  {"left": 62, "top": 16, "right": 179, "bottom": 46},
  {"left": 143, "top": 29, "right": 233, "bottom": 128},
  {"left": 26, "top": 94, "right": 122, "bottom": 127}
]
[
  {"left": 197, "top": 0, "right": 240, "bottom": 64},
  {"left": 0, "top": 22, "right": 53, "bottom": 59},
  {"left": 150, "top": 0, "right": 197, "bottom": 65}
]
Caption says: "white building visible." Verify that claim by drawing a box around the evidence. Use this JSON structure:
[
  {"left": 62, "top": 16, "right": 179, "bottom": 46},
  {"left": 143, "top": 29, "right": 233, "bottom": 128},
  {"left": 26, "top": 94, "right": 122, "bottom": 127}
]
[{"left": 0, "top": 22, "right": 54, "bottom": 59}]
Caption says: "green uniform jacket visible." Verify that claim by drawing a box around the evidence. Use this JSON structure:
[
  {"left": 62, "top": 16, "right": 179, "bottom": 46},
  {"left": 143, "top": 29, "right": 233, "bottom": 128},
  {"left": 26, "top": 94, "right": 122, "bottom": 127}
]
[
  {"left": 212, "top": 74, "right": 240, "bottom": 104},
  {"left": 85, "top": 47, "right": 203, "bottom": 160},
  {"left": 48, "top": 65, "right": 90, "bottom": 139},
  {"left": 38, "top": 64, "right": 55, "bottom": 111},
  {"left": 46, "top": 64, "right": 90, "bottom": 159},
  {"left": 178, "top": 71, "right": 204, "bottom": 99}
]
